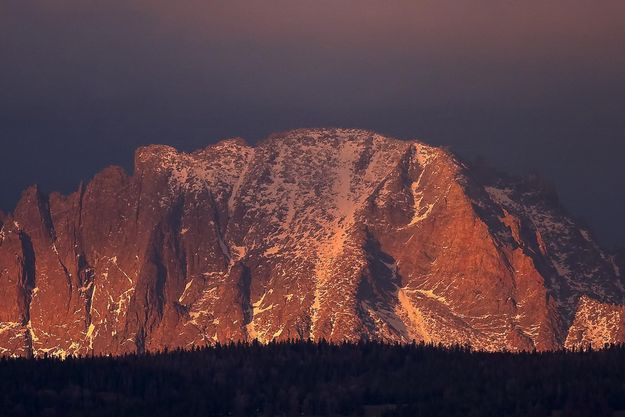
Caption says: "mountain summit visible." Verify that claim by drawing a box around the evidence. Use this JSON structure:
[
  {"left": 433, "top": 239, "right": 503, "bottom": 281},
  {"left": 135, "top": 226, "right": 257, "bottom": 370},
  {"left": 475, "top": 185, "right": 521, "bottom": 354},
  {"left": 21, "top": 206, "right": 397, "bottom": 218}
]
[{"left": 0, "top": 128, "right": 623, "bottom": 357}]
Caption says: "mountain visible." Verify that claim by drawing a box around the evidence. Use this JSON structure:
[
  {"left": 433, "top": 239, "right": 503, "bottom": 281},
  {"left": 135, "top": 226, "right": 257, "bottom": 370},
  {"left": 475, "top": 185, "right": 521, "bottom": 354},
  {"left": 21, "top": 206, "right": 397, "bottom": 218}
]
[{"left": 0, "top": 128, "right": 623, "bottom": 357}]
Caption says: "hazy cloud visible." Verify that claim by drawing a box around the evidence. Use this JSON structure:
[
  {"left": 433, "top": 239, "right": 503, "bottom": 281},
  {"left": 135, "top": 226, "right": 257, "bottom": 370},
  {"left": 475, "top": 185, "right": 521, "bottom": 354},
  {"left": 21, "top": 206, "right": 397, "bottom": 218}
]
[{"left": 1, "top": 0, "right": 624, "bottom": 245}]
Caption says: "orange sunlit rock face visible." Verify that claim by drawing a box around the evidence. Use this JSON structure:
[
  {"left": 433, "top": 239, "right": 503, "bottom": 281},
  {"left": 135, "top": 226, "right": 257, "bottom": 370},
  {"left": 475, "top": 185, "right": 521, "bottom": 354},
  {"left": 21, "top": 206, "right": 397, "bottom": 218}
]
[{"left": 0, "top": 128, "right": 623, "bottom": 357}]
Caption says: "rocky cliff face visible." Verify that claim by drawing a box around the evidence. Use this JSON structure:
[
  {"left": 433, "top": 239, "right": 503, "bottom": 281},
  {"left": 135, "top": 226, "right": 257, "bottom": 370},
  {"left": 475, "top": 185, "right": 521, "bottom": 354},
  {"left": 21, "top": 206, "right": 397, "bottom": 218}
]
[{"left": 0, "top": 128, "right": 623, "bottom": 357}]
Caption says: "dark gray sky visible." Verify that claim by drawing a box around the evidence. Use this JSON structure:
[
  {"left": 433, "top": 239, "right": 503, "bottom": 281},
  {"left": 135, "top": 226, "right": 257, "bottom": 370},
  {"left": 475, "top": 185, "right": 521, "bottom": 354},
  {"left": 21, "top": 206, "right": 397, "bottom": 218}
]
[{"left": 1, "top": 1, "right": 624, "bottom": 247}]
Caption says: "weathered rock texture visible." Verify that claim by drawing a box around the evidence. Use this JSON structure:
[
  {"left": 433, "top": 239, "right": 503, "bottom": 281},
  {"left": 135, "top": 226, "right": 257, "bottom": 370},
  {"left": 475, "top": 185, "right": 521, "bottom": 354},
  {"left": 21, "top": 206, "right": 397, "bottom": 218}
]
[{"left": 0, "top": 128, "right": 623, "bottom": 357}]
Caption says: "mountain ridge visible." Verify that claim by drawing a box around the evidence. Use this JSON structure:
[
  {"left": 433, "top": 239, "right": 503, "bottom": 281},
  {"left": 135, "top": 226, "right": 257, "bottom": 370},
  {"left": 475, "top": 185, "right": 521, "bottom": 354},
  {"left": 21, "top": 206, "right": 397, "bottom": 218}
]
[{"left": 0, "top": 128, "right": 623, "bottom": 357}]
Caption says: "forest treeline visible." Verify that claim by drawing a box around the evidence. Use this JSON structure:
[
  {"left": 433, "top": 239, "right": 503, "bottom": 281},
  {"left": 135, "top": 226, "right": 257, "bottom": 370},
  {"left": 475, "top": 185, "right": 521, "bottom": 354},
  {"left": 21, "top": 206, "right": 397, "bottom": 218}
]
[{"left": 1, "top": 340, "right": 624, "bottom": 417}]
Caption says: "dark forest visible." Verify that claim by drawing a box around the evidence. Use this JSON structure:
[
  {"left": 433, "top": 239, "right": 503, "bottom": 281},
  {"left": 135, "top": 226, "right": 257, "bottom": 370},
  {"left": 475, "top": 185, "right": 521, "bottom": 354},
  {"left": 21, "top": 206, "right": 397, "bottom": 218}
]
[{"left": 1, "top": 341, "right": 624, "bottom": 417}]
